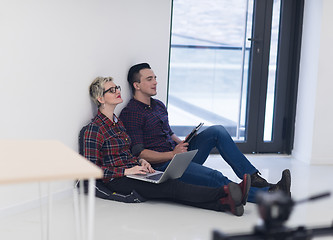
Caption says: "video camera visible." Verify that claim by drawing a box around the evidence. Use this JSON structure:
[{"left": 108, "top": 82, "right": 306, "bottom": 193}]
[{"left": 213, "top": 191, "right": 333, "bottom": 240}]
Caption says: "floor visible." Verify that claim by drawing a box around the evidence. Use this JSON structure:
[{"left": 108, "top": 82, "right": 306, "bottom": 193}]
[{"left": 1, "top": 154, "right": 333, "bottom": 240}]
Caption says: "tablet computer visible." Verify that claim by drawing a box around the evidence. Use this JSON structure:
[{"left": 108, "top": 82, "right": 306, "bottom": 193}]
[{"left": 184, "top": 122, "right": 204, "bottom": 143}]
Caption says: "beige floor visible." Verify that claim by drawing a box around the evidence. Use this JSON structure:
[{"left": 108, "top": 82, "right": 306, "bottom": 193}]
[{"left": 1, "top": 154, "right": 333, "bottom": 240}]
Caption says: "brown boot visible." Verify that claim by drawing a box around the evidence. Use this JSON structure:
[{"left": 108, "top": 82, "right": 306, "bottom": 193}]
[
  {"left": 220, "top": 182, "right": 244, "bottom": 216},
  {"left": 238, "top": 174, "right": 251, "bottom": 205}
]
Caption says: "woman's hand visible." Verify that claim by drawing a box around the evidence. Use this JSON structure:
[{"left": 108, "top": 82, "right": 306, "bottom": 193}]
[
  {"left": 139, "top": 159, "right": 155, "bottom": 173},
  {"left": 124, "top": 159, "right": 155, "bottom": 175}
]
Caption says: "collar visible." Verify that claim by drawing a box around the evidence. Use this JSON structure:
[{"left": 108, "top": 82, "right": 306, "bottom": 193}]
[
  {"left": 97, "top": 110, "right": 118, "bottom": 126},
  {"left": 131, "top": 97, "right": 156, "bottom": 110}
]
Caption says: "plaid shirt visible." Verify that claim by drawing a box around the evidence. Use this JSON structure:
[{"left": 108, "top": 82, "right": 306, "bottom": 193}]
[
  {"left": 83, "top": 110, "right": 139, "bottom": 182},
  {"left": 119, "top": 98, "right": 176, "bottom": 156}
]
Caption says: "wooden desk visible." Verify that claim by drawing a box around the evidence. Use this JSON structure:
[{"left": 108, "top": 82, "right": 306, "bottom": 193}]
[{"left": 0, "top": 140, "right": 103, "bottom": 240}]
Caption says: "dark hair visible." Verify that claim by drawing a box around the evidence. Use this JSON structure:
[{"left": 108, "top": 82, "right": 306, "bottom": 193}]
[{"left": 127, "top": 63, "right": 151, "bottom": 94}]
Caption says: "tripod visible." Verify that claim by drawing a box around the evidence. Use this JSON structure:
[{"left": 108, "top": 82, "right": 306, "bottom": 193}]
[{"left": 213, "top": 192, "right": 333, "bottom": 240}]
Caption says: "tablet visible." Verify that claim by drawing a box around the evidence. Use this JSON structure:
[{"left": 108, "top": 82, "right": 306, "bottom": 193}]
[{"left": 184, "top": 123, "right": 204, "bottom": 143}]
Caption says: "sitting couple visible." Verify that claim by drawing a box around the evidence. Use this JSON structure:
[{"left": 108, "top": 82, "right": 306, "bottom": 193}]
[{"left": 82, "top": 63, "right": 291, "bottom": 217}]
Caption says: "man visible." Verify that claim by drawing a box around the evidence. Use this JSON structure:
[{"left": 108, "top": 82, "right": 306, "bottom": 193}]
[{"left": 119, "top": 63, "right": 291, "bottom": 203}]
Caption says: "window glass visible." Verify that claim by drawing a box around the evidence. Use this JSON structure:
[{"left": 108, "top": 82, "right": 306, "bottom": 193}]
[{"left": 168, "top": 0, "right": 254, "bottom": 140}]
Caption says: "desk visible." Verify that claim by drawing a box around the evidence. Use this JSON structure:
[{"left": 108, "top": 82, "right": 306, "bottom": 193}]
[{"left": 0, "top": 140, "right": 103, "bottom": 240}]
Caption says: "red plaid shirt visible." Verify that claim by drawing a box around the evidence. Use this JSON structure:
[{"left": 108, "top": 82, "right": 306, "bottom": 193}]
[{"left": 83, "top": 110, "right": 139, "bottom": 182}]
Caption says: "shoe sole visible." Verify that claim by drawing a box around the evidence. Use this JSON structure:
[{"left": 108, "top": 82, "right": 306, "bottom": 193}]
[
  {"left": 225, "top": 183, "right": 244, "bottom": 216},
  {"left": 227, "top": 182, "right": 244, "bottom": 216},
  {"left": 228, "top": 182, "right": 243, "bottom": 206}
]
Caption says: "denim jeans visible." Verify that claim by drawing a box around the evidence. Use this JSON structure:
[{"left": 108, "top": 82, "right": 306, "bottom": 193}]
[{"left": 154, "top": 125, "right": 269, "bottom": 203}]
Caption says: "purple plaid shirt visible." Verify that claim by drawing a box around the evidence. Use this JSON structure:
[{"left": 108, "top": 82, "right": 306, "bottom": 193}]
[
  {"left": 119, "top": 98, "right": 176, "bottom": 156},
  {"left": 83, "top": 110, "right": 139, "bottom": 182}
]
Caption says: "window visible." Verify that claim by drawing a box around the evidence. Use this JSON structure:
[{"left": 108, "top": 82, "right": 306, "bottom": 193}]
[
  {"left": 168, "top": 0, "right": 254, "bottom": 141},
  {"left": 167, "top": 0, "right": 303, "bottom": 153}
]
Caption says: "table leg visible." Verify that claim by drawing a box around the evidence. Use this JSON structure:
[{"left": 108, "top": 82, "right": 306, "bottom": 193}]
[
  {"left": 73, "top": 179, "right": 96, "bottom": 240},
  {"left": 87, "top": 178, "right": 96, "bottom": 240},
  {"left": 79, "top": 180, "right": 86, "bottom": 240},
  {"left": 38, "top": 183, "right": 45, "bottom": 240},
  {"left": 47, "top": 182, "right": 52, "bottom": 240},
  {"left": 39, "top": 182, "right": 53, "bottom": 240},
  {"left": 73, "top": 181, "right": 81, "bottom": 240}
]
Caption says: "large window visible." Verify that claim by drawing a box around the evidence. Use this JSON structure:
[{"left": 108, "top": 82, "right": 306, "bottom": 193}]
[
  {"left": 168, "top": 0, "right": 254, "bottom": 141},
  {"left": 167, "top": 0, "right": 303, "bottom": 153}
]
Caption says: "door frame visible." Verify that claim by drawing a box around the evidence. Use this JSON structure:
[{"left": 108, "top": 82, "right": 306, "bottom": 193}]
[{"left": 236, "top": 0, "right": 304, "bottom": 154}]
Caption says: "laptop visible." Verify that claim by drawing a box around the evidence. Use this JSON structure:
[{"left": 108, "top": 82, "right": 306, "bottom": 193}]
[{"left": 126, "top": 150, "right": 198, "bottom": 184}]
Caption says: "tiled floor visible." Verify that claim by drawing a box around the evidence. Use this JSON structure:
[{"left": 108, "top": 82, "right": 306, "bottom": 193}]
[{"left": 1, "top": 154, "right": 333, "bottom": 240}]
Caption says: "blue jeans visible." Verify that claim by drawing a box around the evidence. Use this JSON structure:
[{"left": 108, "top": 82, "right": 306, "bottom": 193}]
[{"left": 154, "top": 125, "right": 268, "bottom": 203}]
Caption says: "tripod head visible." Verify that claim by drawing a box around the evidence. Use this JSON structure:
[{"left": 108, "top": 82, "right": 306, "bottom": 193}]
[
  {"left": 213, "top": 191, "right": 332, "bottom": 240},
  {"left": 256, "top": 191, "right": 330, "bottom": 230},
  {"left": 256, "top": 191, "right": 293, "bottom": 230}
]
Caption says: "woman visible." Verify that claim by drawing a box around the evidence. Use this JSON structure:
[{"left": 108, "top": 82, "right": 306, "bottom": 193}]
[{"left": 83, "top": 76, "right": 250, "bottom": 216}]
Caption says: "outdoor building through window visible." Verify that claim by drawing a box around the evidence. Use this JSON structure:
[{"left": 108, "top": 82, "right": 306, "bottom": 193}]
[{"left": 167, "top": 0, "right": 281, "bottom": 144}]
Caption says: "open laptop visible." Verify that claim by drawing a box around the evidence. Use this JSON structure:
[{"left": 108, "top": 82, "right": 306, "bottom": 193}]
[{"left": 126, "top": 150, "right": 198, "bottom": 184}]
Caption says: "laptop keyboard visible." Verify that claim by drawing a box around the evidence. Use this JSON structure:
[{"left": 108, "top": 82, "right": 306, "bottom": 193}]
[{"left": 146, "top": 173, "right": 163, "bottom": 181}]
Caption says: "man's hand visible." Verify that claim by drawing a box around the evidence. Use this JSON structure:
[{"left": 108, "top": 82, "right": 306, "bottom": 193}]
[{"left": 172, "top": 141, "right": 189, "bottom": 155}]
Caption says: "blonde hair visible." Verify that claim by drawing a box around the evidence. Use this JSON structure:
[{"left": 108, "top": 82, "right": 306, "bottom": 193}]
[{"left": 89, "top": 76, "right": 113, "bottom": 107}]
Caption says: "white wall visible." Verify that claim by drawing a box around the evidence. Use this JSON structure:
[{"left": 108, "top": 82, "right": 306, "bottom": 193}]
[
  {"left": 1, "top": 0, "right": 332, "bottom": 215},
  {"left": 0, "top": 0, "right": 172, "bottom": 214},
  {"left": 293, "top": 0, "right": 333, "bottom": 164}
]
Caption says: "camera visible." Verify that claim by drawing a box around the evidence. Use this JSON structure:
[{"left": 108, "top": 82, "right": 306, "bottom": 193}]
[{"left": 213, "top": 191, "right": 333, "bottom": 240}]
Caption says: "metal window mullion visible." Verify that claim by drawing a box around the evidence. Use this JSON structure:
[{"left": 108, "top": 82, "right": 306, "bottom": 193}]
[{"left": 237, "top": 0, "right": 250, "bottom": 140}]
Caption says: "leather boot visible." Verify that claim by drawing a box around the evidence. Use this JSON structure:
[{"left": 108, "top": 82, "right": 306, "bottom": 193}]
[
  {"left": 251, "top": 171, "right": 271, "bottom": 188},
  {"left": 238, "top": 174, "right": 251, "bottom": 205},
  {"left": 269, "top": 169, "right": 291, "bottom": 197},
  {"left": 220, "top": 182, "right": 244, "bottom": 216}
]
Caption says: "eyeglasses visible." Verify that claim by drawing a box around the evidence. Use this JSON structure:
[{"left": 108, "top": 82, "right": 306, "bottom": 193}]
[{"left": 103, "top": 85, "right": 121, "bottom": 95}]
